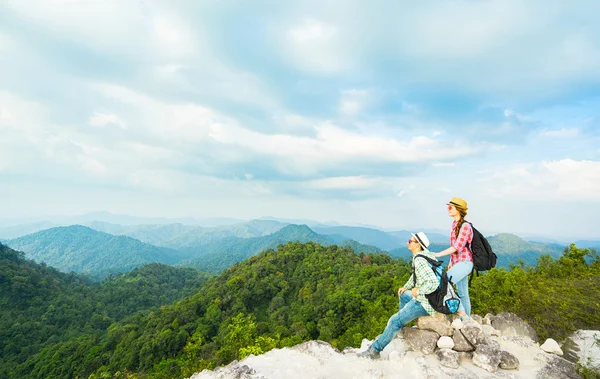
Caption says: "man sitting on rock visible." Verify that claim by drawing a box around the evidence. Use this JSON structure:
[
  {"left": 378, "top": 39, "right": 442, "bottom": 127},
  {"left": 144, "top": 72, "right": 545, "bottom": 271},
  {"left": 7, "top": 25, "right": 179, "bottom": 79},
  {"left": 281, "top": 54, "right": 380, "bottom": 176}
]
[{"left": 358, "top": 232, "right": 440, "bottom": 359}]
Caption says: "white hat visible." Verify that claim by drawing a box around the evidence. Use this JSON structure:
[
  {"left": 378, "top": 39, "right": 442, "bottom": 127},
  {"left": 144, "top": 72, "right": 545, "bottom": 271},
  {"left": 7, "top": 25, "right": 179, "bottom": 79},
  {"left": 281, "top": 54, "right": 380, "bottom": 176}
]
[{"left": 411, "top": 232, "right": 430, "bottom": 249}]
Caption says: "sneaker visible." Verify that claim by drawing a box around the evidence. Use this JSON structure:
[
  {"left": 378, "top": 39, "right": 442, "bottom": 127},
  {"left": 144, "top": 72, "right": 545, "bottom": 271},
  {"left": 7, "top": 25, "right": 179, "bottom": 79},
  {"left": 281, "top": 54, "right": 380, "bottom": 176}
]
[
  {"left": 460, "top": 315, "right": 471, "bottom": 322},
  {"left": 357, "top": 345, "right": 380, "bottom": 359}
]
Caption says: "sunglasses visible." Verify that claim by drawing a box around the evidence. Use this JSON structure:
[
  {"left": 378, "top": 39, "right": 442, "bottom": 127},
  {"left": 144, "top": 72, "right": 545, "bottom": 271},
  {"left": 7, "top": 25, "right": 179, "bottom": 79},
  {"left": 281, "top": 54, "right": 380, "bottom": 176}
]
[{"left": 408, "top": 239, "right": 419, "bottom": 244}]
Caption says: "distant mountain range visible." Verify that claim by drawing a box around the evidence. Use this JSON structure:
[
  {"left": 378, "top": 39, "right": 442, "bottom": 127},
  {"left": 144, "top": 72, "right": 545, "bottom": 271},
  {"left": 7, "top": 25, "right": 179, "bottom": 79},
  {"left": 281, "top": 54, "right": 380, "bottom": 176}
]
[
  {"left": 4, "top": 215, "right": 598, "bottom": 279},
  {"left": 6, "top": 225, "right": 184, "bottom": 279}
]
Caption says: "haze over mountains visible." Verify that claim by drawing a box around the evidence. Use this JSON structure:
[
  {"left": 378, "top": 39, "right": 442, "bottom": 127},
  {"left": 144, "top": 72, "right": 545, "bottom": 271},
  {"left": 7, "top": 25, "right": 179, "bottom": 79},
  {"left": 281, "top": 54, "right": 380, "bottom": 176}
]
[{"left": 3, "top": 212, "right": 592, "bottom": 279}]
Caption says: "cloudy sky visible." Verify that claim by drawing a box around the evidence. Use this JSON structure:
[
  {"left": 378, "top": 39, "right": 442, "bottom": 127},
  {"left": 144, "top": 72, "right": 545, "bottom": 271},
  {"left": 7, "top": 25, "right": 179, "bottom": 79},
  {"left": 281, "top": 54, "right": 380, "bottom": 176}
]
[{"left": 1, "top": 0, "right": 599, "bottom": 239}]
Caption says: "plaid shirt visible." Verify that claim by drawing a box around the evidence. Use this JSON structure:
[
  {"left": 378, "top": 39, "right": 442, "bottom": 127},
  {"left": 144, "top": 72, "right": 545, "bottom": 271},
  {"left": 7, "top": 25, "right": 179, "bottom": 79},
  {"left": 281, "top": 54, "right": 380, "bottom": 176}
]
[
  {"left": 404, "top": 249, "right": 440, "bottom": 316},
  {"left": 450, "top": 220, "right": 473, "bottom": 265}
]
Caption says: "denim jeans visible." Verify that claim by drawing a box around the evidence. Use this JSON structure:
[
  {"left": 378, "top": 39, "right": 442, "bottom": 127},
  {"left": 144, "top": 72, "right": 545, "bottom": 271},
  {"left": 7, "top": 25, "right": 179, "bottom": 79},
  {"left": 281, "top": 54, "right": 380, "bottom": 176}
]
[
  {"left": 372, "top": 291, "right": 429, "bottom": 352},
  {"left": 447, "top": 261, "right": 473, "bottom": 316}
]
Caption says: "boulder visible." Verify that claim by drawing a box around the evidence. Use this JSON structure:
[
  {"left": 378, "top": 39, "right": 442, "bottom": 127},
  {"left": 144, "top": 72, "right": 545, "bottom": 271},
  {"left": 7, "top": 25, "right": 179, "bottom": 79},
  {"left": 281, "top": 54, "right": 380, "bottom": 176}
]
[
  {"left": 403, "top": 328, "right": 439, "bottom": 355},
  {"left": 471, "top": 314, "right": 483, "bottom": 324},
  {"left": 452, "top": 329, "right": 475, "bottom": 352},
  {"left": 482, "top": 324, "right": 501, "bottom": 337},
  {"left": 435, "top": 348, "right": 460, "bottom": 369},
  {"left": 540, "top": 338, "right": 563, "bottom": 356},
  {"left": 536, "top": 356, "right": 580, "bottom": 379},
  {"left": 461, "top": 320, "right": 483, "bottom": 346},
  {"left": 472, "top": 343, "right": 501, "bottom": 373},
  {"left": 499, "top": 350, "right": 520, "bottom": 370},
  {"left": 416, "top": 314, "right": 454, "bottom": 336},
  {"left": 489, "top": 312, "right": 538, "bottom": 342}
]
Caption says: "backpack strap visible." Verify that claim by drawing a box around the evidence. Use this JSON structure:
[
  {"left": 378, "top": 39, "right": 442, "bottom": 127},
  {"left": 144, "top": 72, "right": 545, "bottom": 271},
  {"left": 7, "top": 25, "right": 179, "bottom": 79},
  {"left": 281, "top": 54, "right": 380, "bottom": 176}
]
[
  {"left": 413, "top": 254, "right": 442, "bottom": 287},
  {"left": 464, "top": 221, "right": 477, "bottom": 285}
]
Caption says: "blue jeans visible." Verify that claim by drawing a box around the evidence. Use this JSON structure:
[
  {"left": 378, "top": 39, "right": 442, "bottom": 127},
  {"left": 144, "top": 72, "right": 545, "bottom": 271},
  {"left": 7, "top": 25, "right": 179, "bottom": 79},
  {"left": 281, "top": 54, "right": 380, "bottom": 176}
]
[
  {"left": 372, "top": 291, "right": 429, "bottom": 352},
  {"left": 447, "top": 261, "right": 473, "bottom": 316}
]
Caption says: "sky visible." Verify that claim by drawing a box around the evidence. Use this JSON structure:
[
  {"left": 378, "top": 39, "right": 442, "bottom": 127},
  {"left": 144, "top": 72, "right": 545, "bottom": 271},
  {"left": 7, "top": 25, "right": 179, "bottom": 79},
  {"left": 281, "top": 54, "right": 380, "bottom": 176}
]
[{"left": 1, "top": 0, "right": 600, "bottom": 240}]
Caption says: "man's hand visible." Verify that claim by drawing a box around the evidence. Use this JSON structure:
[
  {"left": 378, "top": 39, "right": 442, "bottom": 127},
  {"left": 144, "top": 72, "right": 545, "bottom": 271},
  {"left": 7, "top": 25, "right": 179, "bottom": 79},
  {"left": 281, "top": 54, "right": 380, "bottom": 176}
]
[
  {"left": 398, "top": 287, "right": 406, "bottom": 296},
  {"left": 411, "top": 287, "right": 418, "bottom": 297}
]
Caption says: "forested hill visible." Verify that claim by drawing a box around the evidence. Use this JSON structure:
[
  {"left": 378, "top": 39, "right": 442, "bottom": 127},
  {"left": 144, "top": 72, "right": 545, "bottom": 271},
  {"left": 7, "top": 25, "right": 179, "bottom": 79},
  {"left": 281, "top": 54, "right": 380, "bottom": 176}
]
[
  {"left": 6, "top": 239, "right": 598, "bottom": 379},
  {"left": 6, "top": 225, "right": 185, "bottom": 279},
  {"left": 0, "top": 243, "right": 212, "bottom": 378},
  {"left": 7, "top": 242, "right": 411, "bottom": 378},
  {"left": 488, "top": 233, "right": 565, "bottom": 266},
  {"left": 177, "top": 224, "right": 383, "bottom": 273}
]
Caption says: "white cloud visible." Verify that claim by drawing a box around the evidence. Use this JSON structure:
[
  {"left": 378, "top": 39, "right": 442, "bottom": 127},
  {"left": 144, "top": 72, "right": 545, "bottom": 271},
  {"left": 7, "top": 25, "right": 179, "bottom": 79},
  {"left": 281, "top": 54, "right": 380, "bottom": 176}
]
[
  {"left": 89, "top": 113, "right": 126, "bottom": 128},
  {"left": 285, "top": 18, "right": 348, "bottom": 73},
  {"left": 481, "top": 159, "right": 600, "bottom": 200}
]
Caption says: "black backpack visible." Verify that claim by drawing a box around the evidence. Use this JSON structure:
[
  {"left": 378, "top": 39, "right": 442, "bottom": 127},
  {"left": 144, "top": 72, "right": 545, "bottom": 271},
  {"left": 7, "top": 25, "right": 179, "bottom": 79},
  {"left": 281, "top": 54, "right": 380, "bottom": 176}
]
[
  {"left": 466, "top": 222, "right": 497, "bottom": 283},
  {"left": 413, "top": 255, "right": 460, "bottom": 314}
]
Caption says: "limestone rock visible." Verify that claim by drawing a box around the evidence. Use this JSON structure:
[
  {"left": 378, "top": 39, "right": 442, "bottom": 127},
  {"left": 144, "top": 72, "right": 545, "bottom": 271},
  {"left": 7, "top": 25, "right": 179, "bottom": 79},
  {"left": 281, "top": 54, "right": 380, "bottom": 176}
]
[
  {"left": 461, "top": 320, "right": 483, "bottom": 346},
  {"left": 471, "top": 314, "right": 483, "bottom": 324},
  {"left": 452, "top": 329, "right": 475, "bottom": 352},
  {"left": 403, "top": 327, "right": 439, "bottom": 355},
  {"left": 451, "top": 318, "right": 463, "bottom": 330},
  {"left": 483, "top": 313, "right": 494, "bottom": 325},
  {"left": 499, "top": 350, "right": 520, "bottom": 370},
  {"left": 536, "top": 356, "right": 580, "bottom": 379},
  {"left": 416, "top": 314, "right": 454, "bottom": 336},
  {"left": 541, "top": 338, "right": 563, "bottom": 355},
  {"left": 489, "top": 312, "right": 538, "bottom": 342},
  {"left": 437, "top": 336, "right": 454, "bottom": 349},
  {"left": 472, "top": 342, "right": 501, "bottom": 373},
  {"left": 436, "top": 348, "right": 460, "bottom": 369},
  {"left": 482, "top": 324, "right": 501, "bottom": 337}
]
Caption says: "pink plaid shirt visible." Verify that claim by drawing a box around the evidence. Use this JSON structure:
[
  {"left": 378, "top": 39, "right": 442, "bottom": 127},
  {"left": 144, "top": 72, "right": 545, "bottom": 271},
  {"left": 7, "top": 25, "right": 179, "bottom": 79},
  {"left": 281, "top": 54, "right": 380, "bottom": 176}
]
[{"left": 450, "top": 220, "right": 473, "bottom": 265}]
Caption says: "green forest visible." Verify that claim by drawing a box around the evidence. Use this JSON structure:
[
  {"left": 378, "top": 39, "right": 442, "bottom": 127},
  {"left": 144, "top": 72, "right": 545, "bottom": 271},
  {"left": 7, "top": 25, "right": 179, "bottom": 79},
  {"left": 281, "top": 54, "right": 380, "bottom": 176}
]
[{"left": 1, "top": 241, "right": 599, "bottom": 379}]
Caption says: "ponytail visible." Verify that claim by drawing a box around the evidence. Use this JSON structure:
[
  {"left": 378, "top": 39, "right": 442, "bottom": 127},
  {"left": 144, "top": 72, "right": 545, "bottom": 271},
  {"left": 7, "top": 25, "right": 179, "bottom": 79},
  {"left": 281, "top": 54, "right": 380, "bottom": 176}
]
[{"left": 454, "top": 208, "right": 468, "bottom": 239}]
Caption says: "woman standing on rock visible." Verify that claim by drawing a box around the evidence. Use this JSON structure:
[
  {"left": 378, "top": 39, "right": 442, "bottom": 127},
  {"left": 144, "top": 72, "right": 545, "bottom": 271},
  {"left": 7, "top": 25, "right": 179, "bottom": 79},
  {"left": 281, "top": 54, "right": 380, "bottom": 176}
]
[{"left": 433, "top": 197, "right": 473, "bottom": 320}]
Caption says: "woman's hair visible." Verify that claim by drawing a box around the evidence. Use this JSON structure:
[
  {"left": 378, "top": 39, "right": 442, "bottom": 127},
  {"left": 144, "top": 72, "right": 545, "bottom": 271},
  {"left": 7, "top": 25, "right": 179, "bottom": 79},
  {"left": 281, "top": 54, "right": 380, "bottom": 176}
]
[{"left": 454, "top": 207, "right": 468, "bottom": 239}]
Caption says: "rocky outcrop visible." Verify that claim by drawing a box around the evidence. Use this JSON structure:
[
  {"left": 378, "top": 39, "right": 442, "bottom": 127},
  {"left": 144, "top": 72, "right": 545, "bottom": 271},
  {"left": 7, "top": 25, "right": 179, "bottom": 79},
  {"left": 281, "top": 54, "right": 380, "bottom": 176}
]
[
  {"left": 488, "top": 312, "right": 539, "bottom": 342},
  {"left": 562, "top": 329, "right": 600, "bottom": 375},
  {"left": 189, "top": 313, "right": 587, "bottom": 379}
]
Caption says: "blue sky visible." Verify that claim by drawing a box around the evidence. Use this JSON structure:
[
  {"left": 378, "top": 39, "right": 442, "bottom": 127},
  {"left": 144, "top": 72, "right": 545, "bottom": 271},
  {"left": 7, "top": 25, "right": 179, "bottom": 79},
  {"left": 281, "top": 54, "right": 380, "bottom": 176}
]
[{"left": 1, "top": 0, "right": 600, "bottom": 239}]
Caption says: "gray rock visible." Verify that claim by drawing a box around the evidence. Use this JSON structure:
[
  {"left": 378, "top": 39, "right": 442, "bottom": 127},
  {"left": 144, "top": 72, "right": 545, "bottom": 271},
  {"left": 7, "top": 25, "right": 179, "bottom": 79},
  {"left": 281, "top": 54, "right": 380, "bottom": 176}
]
[
  {"left": 436, "top": 348, "right": 460, "bottom": 369},
  {"left": 499, "top": 350, "right": 520, "bottom": 370},
  {"left": 482, "top": 324, "right": 501, "bottom": 337},
  {"left": 534, "top": 352, "right": 553, "bottom": 364},
  {"left": 461, "top": 321, "right": 483, "bottom": 346},
  {"left": 490, "top": 312, "right": 538, "bottom": 342},
  {"left": 479, "top": 334, "right": 501, "bottom": 351},
  {"left": 417, "top": 314, "right": 454, "bottom": 336},
  {"left": 471, "top": 314, "right": 483, "bottom": 324},
  {"left": 458, "top": 351, "right": 473, "bottom": 362},
  {"left": 210, "top": 363, "right": 257, "bottom": 379},
  {"left": 452, "top": 329, "right": 475, "bottom": 352},
  {"left": 536, "top": 356, "right": 580, "bottom": 379},
  {"left": 483, "top": 313, "right": 494, "bottom": 325},
  {"left": 403, "top": 327, "right": 440, "bottom": 355},
  {"left": 472, "top": 342, "right": 501, "bottom": 373}
]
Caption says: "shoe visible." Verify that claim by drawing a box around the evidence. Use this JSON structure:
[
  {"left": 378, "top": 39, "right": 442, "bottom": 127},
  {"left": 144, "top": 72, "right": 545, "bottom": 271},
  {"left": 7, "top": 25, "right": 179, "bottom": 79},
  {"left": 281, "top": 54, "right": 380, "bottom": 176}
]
[
  {"left": 460, "top": 315, "right": 471, "bottom": 322},
  {"left": 357, "top": 345, "right": 380, "bottom": 359}
]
